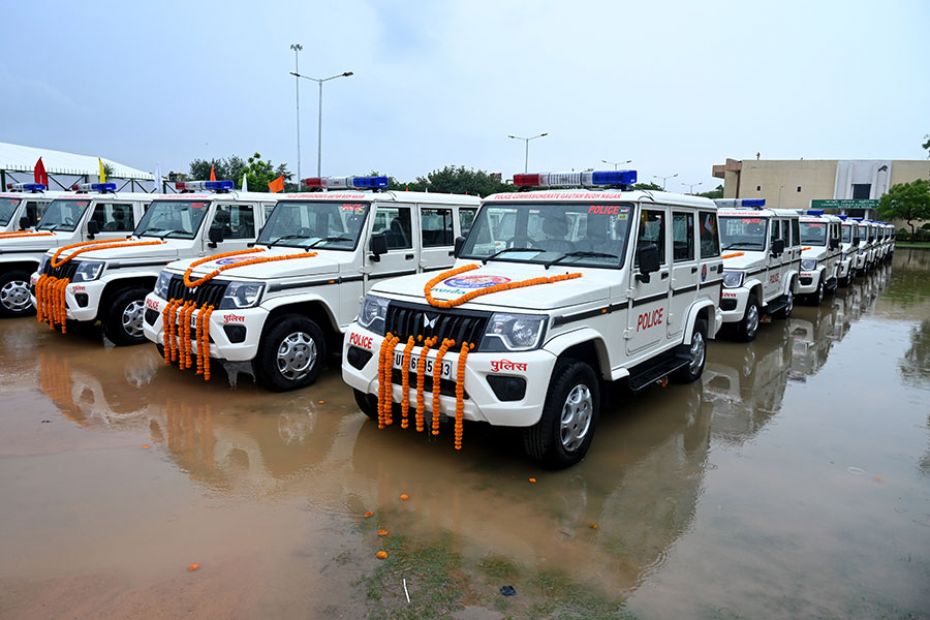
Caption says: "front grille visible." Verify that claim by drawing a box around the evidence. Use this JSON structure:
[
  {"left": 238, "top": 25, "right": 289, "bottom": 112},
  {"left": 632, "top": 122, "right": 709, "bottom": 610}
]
[
  {"left": 799, "top": 276, "right": 813, "bottom": 285},
  {"left": 42, "top": 261, "right": 79, "bottom": 280},
  {"left": 720, "top": 298, "right": 737, "bottom": 311},
  {"left": 166, "top": 275, "right": 228, "bottom": 306},
  {"left": 385, "top": 301, "right": 490, "bottom": 350}
]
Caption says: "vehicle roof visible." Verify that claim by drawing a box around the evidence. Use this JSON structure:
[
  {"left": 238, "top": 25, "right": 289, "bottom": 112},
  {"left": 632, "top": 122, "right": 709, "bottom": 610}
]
[
  {"left": 482, "top": 188, "right": 717, "bottom": 209},
  {"left": 717, "top": 207, "right": 800, "bottom": 218},
  {"left": 0, "top": 191, "right": 69, "bottom": 199},
  {"left": 279, "top": 190, "right": 481, "bottom": 206},
  {"left": 799, "top": 213, "right": 842, "bottom": 222},
  {"left": 151, "top": 191, "right": 281, "bottom": 202},
  {"left": 51, "top": 192, "right": 156, "bottom": 201}
]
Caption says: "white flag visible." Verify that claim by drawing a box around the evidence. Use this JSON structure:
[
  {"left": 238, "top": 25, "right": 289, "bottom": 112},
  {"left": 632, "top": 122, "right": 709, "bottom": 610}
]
[
  {"left": 154, "top": 164, "right": 163, "bottom": 194},
  {"left": 241, "top": 173, "right": 248, "bottom": 192}
]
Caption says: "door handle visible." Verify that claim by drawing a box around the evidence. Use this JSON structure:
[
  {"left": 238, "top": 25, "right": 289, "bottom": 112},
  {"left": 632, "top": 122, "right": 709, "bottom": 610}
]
[
  {"left": 404, "top": 253, "right": 414, "bottom": 260},
  {"left": 448, "top": 250, "right": 455, "bottom": 256},
  {"left": 717, "top": 264, "right": 724, "bottom": 273},
  {"left": 690, "top": 266, "right": 698, "bottom": 274},
  {"left": 660, "top": 272, "right": 669, "bottom": 280}
]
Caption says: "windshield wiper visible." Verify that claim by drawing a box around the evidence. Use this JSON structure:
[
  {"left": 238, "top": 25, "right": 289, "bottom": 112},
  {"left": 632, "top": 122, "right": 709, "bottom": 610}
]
[
  {"left": 39, "top": 223, "right": 59, "bottom": 232},
  {"left": 309, "top": 235, "right": 353, "bottom": 248},
  {"left": 481, "top": 247, "right": 540, "bottom": 265},
  {"left": 266, "top": 234, "right": 309, "bottom": 248},
  {"left": 721, "top": 242, "right": 761, "bottom": 250},
  {"left": 544, "top": 250, "right": 620, "bottom": 269}
]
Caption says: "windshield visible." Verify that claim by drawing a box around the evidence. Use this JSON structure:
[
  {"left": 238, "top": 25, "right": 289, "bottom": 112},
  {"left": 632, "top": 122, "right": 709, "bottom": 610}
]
[
  {"left": 37, "top": 199, "right": 91, "bottom": 232},
  {"left": 135, "top": 200, "right": 211, "bottom": 239},
  {"left": 0, "top": 198, "right": 21, "bottom": 226},
  {"left": 799, "top": 222, "right": 827, "bottom": 246},
  {"left": 459, "top": 202, "right": 633, "bottom": 268},
  {"left": 842, "top": 225, "right": 853, "bottom": 243},
  {"left": 719, "top": 216, "right": 769, "bottom": 251},
  {"left": 256, "top": 200, "right": 370, "bottom": 250}
]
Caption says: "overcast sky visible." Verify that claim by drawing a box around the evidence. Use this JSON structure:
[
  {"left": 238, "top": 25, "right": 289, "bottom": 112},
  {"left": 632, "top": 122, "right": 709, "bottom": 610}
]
[{"left": 2, "top": 0, "right": 928, "bottom": 189}]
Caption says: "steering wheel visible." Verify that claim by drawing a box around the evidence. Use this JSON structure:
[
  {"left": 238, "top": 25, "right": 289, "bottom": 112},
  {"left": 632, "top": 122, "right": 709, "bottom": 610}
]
[
  {"left": 506, "top": 236, "right": 536, "bottom": 249},
  {"left": 297, "top": 227, "right": 313, "bottom": 238},
  {"left": 63, "top": 217, "right": 75, "bottom": 227}
]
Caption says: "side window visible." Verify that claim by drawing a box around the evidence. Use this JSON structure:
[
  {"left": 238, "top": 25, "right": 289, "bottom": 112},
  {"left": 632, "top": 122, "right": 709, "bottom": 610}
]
[
  {"left": 672, "top": 212, "right": 694, "bottom": 262},
  {"left": 792, "top": 219, "right": 801, "bottom": 247},
  {"left": 778, "top": 220, "right": 790, "bottom": 245},
  {"left": 25, "top": 201, "right": 41, "bottom": 227},
  {"left": 420, "top": 207, "right": 453, "bottom": 247},
  {"left": 372, "top": 206, "right": 412, "bottom": 250},
  {"left": 94, "top": 202, "right": 135, "bottom": 232},
  {"left": 699, "top": 212, "right": 721, "bottom": 258},
  {"left": 215, "top": 204, "right": 256, "bottom": 239},
  {"left": 769, "top": 219, "right": 780, "bottom": 249},
  {"left": 637, "top": 209, "right": 666, "bottom": 265},
  {"left": 459, "top": 208, "right": 477, "bottom": 236}
]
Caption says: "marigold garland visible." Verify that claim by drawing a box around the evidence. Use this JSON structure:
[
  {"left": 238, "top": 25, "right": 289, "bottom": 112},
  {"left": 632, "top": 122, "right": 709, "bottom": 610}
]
[
  {"left": 454, "top": 343, "right": 473, "bottom": 451},
  {"left": 0, "top": 231, "right": 54, "bottom": 238},
  {"left": 415, "top": 336, "right": 438, "bottom": 432},
  {"left": 423, "top": 263, "right": 583, "bottom": 309},
  {"left": 201, "top": 305, "right": 215, "bottom": 381},
  {"left": 50, "top": 238, "right": 164, "bottom": 269},
  {"left": 196, "top": 307, "right": 206, "bottom": 375},
  {"left": 162, "top": 299, "right": 178, "bottom": 364},
  {"left": 377, "top": 333, "right": 400, "bottom": 427},
  {"left": 182, "top": 248, "right": 318, "bottom": 288},
  {"left": 376, "top": 333, "right": 393, "bottom": 429},
  {"left": 399, "top": 336, "right": 417, "bottom": 429},
  {"left": 35, "top": 274, "right": 71, "bottom": 333},
  {"left": 431, "top": 338, "right": 455, "bottom": 436}
]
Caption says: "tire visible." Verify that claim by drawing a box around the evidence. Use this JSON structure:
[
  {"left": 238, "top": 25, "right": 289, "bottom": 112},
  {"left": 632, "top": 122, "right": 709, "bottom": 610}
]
[
  {"left": 255, "top": 314, "right": 326, "bottom": 391},
  {"left": 104, "top": 287, "right": 150, "bottom": 345},
  {"left": 805, "top": 279, "right": 824, "bottom": 306},
  {"left": 775, "top": 287, "right": 794, "bottom": 319},
  {"left": 523, "top": 359, "right": 599, "bottom": 469},
  {"left": 672, "top": 318, "right": 707, "bottom": 384},
  {"left": 734, "top": 294, "right": 760, "bottom": 342},
  {"left": 0, "top": 269, "right": 35, "bottom": 318},
  {"left": 354, "top": 389, "right": 378, "bottom": 420}
]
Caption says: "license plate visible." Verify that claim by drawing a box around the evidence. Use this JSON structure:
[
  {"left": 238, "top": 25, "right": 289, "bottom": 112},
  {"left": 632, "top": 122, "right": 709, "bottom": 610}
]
[{"left": 394, "top": 351, "right": 453, "bottom": 379}]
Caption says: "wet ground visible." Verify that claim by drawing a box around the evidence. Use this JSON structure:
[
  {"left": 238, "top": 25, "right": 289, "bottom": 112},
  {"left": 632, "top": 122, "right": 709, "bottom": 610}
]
[{"left": 1, "top": 250, "right": 929, "bottom": 620}]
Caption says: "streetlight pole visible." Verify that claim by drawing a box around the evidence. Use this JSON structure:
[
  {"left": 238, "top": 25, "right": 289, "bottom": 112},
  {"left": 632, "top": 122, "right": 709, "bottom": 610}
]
[
  {"left": 653, "top": 173, "right": 678, "bottom": 190},
  {"left": 681, "top": 181, "right": 702, "bottom": 194},
  {"left": 602, "top": 159, "right": 632, "bottom": 170},
  {"left": 289, "top": 43, "right": 303, "bottom": 185},
  {"left": 508, "top": 133, "right": 548, "bottom": 173},
  {"left": 291, "top": 70, "right": 355, "bottom": 177}
]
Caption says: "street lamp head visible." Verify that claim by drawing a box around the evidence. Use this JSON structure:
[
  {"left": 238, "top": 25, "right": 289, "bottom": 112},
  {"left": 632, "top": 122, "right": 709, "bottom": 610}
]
[
  {"left": 289, "top": 71, "right": 300, "bottom": 77},
  {"left": 507, "top": 135, "right": 517, "bottom": 139},
  {"left": 343, "top": 71, "right": 354, "bottom": 77},
  {"left": 540, "top": 132, "right": 549, "bottom": 137},
  {"left": 290, "top": 43, "right": 303, "bottom": 51}
]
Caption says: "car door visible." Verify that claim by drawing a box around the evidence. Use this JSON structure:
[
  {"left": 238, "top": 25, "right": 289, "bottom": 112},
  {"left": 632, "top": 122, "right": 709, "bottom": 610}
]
[
  {"left": 627, "top": 205, "right": 671, "bottom": 356},
  {"left": 211, "top": 202, "right": 258, "bottom": 253},
  {"left": 417, "top": 204, "right": 456, "bottom": 272},
  {"left": 764, "top": 219, "right": 783, "bottom": 302},
  {"left": 365, "top": 202, "right": 419, "bottom": 291},
  {"left": 668, "top": 210, "right": 697, "bottom": 340},
  {"left": 85, "top": 200, "right": 139, "bottom": 241}
]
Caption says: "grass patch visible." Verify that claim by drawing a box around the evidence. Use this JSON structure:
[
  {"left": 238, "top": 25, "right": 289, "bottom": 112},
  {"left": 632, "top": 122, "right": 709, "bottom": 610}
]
[{"left": 895, "top": 241, "right": 930, "bottom": 249}]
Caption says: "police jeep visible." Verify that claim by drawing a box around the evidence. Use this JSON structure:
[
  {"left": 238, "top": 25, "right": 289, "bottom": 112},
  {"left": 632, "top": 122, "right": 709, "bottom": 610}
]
[
  {"left": 143, "top": 175, "right": 480, "bottom": 391},
  {"left": 0, "top": 183, "right": 151, "bottom": 318},
  {"left": 715, "top": 199, "right": 800, "bottom": 341},
  {"left": 837, "top": 215, "right": 861, "bottom": 287},
  {"left": 342, "top": 170, "right": 725, "bottom": 468},
  {"left": 0, "top": 183, "right": 65, "bottom": 233},
  {"left": 796, "top": 210, "right": 842, "bottom": 305},
  {"left": 31, "top": 180, "right": 277, "bottom": 344}
]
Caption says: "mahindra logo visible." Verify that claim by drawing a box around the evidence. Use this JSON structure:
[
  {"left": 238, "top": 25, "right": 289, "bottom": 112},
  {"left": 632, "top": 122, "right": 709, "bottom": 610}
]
[{"left": 423, "top": 313, "right": 438, "bottom": 330}]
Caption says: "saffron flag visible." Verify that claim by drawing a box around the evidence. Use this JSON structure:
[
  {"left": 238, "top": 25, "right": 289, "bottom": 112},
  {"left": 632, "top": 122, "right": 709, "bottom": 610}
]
[
  {"left": 209, "top": 165, "right": 216, "bottom": 181},
  {"left": 268, "top": 175, "right": 285, "bottom": 193},
  {"left": 34, "top": 157, "right": 48, "bottom": 186},
  {"left": 98, "top": 158, "right": 107, "bottom": 183}
]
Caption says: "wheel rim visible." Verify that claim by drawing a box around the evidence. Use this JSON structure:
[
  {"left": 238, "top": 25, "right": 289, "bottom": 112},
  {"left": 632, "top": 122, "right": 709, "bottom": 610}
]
[
  {"left": 745, "top": 303, "right": 759, "bottom": 336},
  {"left": 784, "top": 291, "right": 793, "bottom": 315},
  {"left": 121, "top": 300, "right": 145, "bottom": 338},
  {"left": 276, "top": 331, "right": 317, "bottom": 381},
  {"left": 689, "top": 330, "right": 706, "bottom": 373},
  {"left": 0, "top": 279, "right": 31, "bottom": 312},
  {"left": 817, "top": 283, "right": 824, "bottom": 303},
  {"left": 559, "top": 384, "right": 593, "bottom": 452}
]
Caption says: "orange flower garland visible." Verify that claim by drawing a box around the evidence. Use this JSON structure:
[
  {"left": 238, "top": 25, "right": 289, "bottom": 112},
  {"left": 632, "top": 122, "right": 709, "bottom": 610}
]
[
  {"left": 399, "top": 336, "right": 417, "bottom": 429},
  {"left": 431, "top": 338, "right": 455, "bottom": 436},
  {"left": 200, "top": 305, "right": 215, "bottom": 380},
  {"left": 182, "top": 248, "right": 318, "bottom": 289},
  {"left": 35, "top": 274, "right": 71, "bottom": 333},
  {"left": 415, "top": 336, "right": 438, "bottom": 432},
  {"left": 378, "top": 334, "right": 400, "bottom": 427},
  {"left": 0, "top": 231, "right": 54, "bottom": 238},
  {"left": 423, "top": 263, "right": 582, "bottom": 309},
  {"left": 376, "top": 333, "right": 394, "bottom": 429},
  {"left": 50, "top": 238, "right": 164, "bottom": 269},
  {"left": 162, "top": 299, "right": 179, "bottom": 364},
  {"left": 454, "top": 343, "right": 473, "bottom": 450}
]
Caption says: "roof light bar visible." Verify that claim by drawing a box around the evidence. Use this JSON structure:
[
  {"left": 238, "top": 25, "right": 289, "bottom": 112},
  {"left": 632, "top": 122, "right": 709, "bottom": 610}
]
[
  {"left": 7, "top": 182, "right": 47, "bottom": 192},
  {"left": 176, "top": 180, "right": 235, "bottom": 193},
  {"left": 73, "top": 182, "right": 117, "bottom": 193},
  {"left": 715, "top": 198, "right": 766, "bottom": 208},
  {"left": 513, "top": 169, "right": 638, "bottom": 189},
  {"left": 806, "top": 209, "right": 825, "bottom": 216},
  {"left": 301, "top": 175, "right": 389, "bottom": 190}
]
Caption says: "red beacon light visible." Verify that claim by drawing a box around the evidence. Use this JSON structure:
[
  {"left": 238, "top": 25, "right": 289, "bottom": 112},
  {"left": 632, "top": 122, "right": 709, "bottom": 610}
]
[{"left": 513, "top": 170, "right": 637, "bottom": 189}]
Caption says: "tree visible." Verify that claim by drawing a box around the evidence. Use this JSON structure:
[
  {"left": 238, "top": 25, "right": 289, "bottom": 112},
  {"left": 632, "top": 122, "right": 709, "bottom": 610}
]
[
  {"left": 923, "top": 134, "right": 930, "bottom": 158},
  {"left": 631, "top": 182, "right": 664, "bottom": 191},
  {"left": 877, "top": 179, "right": 930, "bottom": 238},
  {"left": 390, "top": 166, "right": 514, "bottom": 197},
  {"left": 697, "top": 184, "right": 725, "bottom": 199},
  {"left": 188, "top": 154, "right": 290, "bottom": 190}
]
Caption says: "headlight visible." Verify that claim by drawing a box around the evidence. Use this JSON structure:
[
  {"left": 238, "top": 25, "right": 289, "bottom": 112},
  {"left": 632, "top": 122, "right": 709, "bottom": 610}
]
[
  {"left": 481, "top": 313, "right": 547, "bottom": 352},
  {"left": 722, "top": 271, "right": 744, "bottom": 289},
  {"left": 219, "top": 281, "right": 264, "bottom": 309},
  {"left": 72, "top": 260, "right": 104, "bottom": 282},
  {"left": 801, "top": 259, "right": 817, "bottom": 271},
  {"left": 358, "top": 295, "right": 389, "bottom": 335},
  {"left": 154, "top": 271, "right": 172, "bottom": 299}
]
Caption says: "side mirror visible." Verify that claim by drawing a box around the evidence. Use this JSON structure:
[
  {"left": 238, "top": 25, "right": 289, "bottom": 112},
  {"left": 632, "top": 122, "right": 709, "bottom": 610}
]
[
  {"left": 86, "top": 220, "right": 99, "bottom": 239},
  {"left": 771, "top": 238, "right": 785, "bottom": 257},
  {"left": 208, "top": 225, "right": 225, "bottom": 248},
  {"left": 18, "top": 216, "right": 30, "bottom": 231},
  {"left": 453, "top": 236, "right": 465, "bottom": 258},
  {"left": 829, "top": 236, "right": 840, "bottom": 250},
  {"left": 369, "top": 233, "right": 388, "bottom": 262},
  {"left": 635, "top": 243, "right": 660, "bottom": 283}
]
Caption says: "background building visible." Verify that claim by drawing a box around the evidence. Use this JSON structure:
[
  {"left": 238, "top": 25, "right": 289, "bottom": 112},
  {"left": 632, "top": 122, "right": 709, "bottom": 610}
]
[
  {"left": 0, "top": 142, "right": 155, "bottom": 192},
  {"left": 712, "top": 158, "right": 930, "bottom": 218}
]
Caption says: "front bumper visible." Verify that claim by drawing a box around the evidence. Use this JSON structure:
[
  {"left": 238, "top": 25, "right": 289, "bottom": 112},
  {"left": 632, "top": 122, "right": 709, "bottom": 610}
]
[
  {"left": 796, "top": 271, "right": 821, "bottom": 294},
  {"left": 30, "top": 274, "right": 104, "bottom": 322},
  {"left": 141, "top": 293, "right": 268, "bottom": 362},
  {"left": 719, "top": 287, "right": 749, "bottom": 324},
  {"left": 341, "top": 327, "right": 558, "bottom": 428}
]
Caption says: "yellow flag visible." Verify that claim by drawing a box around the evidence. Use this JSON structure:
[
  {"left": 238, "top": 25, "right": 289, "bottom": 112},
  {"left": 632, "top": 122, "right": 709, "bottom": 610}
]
[{"left": 98, "top": 158, "right": 107, "bottom": 183}]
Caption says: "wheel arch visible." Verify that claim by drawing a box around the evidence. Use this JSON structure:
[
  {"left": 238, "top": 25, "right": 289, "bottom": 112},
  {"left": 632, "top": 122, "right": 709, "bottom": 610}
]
[
  {"left": 99, "top": 276, "right": 158, "bottom": 322},
  {"left": 683, "top": 301, "right": 716, "bottom": 342},
  {"left": 545, "top": 328, "right": 611, "bottom": 381},
  {"left": 263, "top": 297, "right": 341, "bottom": 352},
  {"left": 0, "top": 259, "right": 41, "bottom": 276}
]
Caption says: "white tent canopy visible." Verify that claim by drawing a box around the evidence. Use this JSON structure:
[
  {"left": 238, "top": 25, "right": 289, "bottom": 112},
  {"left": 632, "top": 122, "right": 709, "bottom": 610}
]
[{"left": 0, "top": 141, "right": 153, "bottom": 180}]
